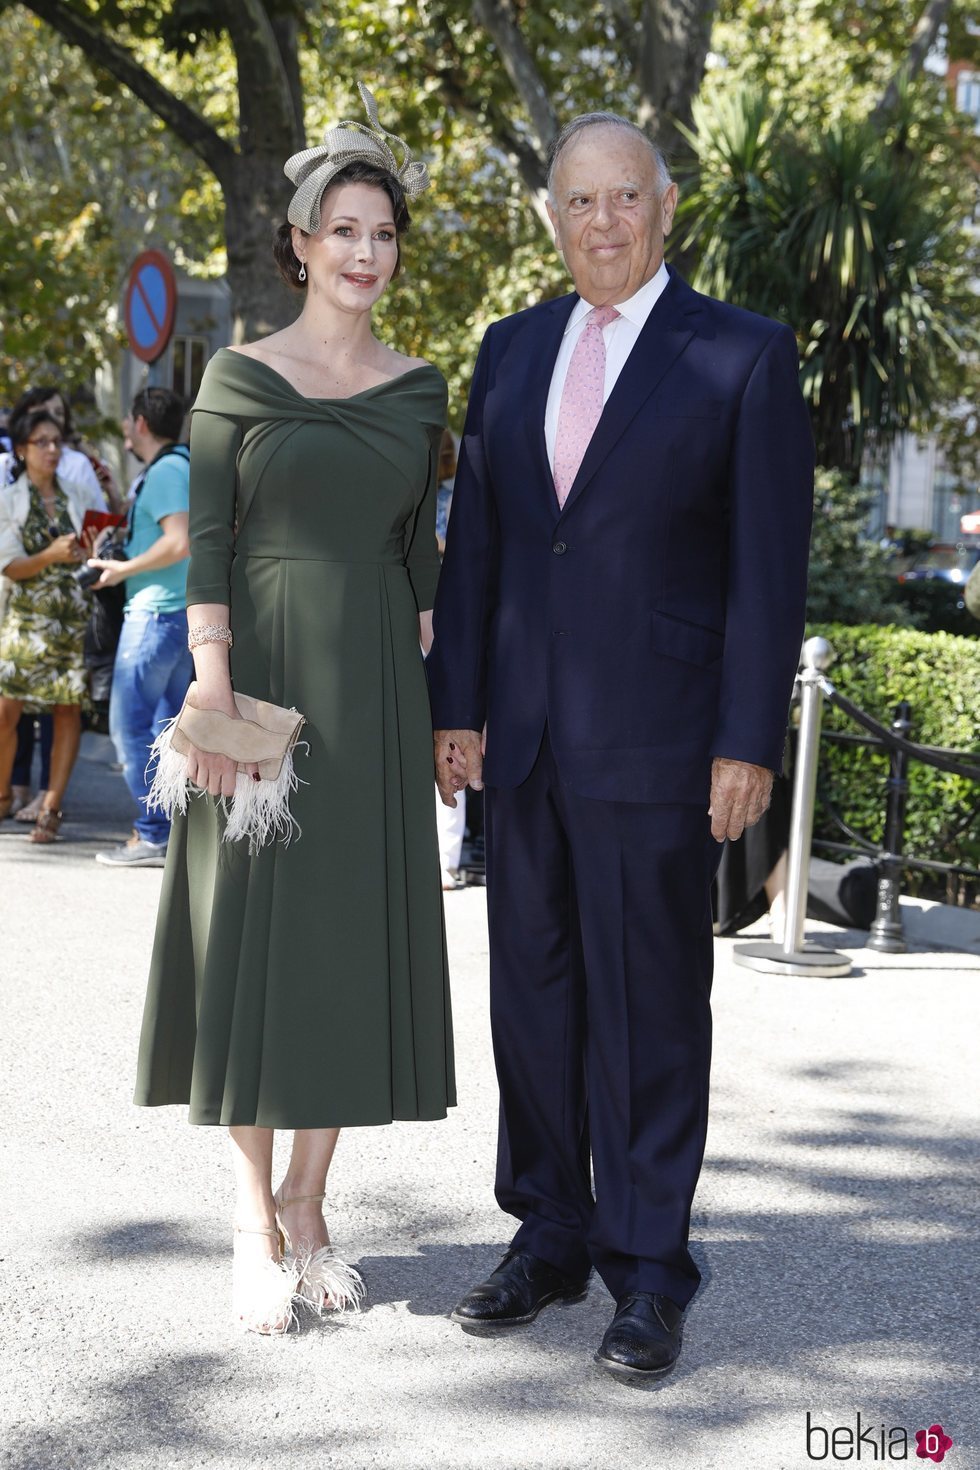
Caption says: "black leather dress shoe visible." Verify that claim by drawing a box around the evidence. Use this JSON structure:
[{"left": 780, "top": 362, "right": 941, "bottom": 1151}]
[
  {"left": 451, "top": 1249, "right": 590, "bottom": 1330},
  {"left": 594, "top": 1292, "right": 684, "bottom": 1382}
]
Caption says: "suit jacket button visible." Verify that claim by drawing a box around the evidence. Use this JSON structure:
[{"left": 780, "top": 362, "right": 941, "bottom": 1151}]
[{"left": 552, "top": 541, "right": 567, "bottom": 555}]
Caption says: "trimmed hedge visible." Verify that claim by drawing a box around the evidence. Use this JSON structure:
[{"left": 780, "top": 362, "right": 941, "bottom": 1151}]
[{"left": 807, "top": 624, "right": 980, "bottom": 903}]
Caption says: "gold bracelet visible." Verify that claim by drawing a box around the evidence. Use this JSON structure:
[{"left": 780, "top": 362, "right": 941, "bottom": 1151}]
[{"left": 188, "top": 623, "right": 233, "bottom": 651}]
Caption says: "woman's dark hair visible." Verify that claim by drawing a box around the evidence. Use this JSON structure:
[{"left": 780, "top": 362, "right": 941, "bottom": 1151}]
[
  {"left": 274, "top": 160, "right": 411, "bottom": 290},
  {"left": 9, "top": 408, "right": 63, "bottom": 474},
  {"left": 11, "top": 385, "right": 72, "bottom": 435}
]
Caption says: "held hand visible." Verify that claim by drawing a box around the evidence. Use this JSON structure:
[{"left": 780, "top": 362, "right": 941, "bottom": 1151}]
[
  {"left": 708, "top": 758, "right": 774, "bottom": 843},
  {"left": 47, "top": 533, "right": 82, "bottom": 565},
  {"left": 87, "top": 557, "right": 128, "bottom": 588},
  {"left": 184, "top": 690, "right": 260, "bottom": 797},
  {"left": 434, "top": 729, "right": 483, "bottom": 808}
]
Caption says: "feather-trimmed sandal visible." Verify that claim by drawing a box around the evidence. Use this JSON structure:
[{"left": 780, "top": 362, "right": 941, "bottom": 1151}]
[
  {"left": 232, "top": 1223, "right": 300, "bottom": 1335},
  {"left": 274, "top": 1191, "right": 364, "bottom": 1315},
  {"left": 30, "top": 807, "right": 63, "bottom": 844}
]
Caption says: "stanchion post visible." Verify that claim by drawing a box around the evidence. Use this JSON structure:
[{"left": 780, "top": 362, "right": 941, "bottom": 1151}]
[
  {"left": 733, "top": 637, "right": 852, "bottom": 978},
  {"left": 782, "top": 656, "right": 825, "bottom": 956},
  {"left": 866, "top": 701, "right": 911, "bottom": 954}
]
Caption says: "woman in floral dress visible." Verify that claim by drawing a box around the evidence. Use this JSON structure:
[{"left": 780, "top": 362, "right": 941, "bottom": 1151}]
[{"left": 0, "top": 407, "right": 104, "bottom": 842}]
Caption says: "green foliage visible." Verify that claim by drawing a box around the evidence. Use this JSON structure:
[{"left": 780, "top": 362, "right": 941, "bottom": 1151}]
[
  {"left": 677, "top": 82, "right": 979, "bottom": 478},
  {"left": 0, "top": 8, "right": 222, "bottom": 412},
  {"left": 809, "top": 622, "right": 980, "bottom": 903},
  {"left": 806, "top": 468, "right": 909, "bottom": 626}
]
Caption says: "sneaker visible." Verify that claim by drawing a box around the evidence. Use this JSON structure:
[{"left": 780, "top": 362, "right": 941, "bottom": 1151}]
[{"left": 96, "top": 833, "right": 168, "bottom": 867}]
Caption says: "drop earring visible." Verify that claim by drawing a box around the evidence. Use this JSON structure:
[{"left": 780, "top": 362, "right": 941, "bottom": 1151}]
[{"left": 298, "top": 262, "right": 307, "bottom": 282}]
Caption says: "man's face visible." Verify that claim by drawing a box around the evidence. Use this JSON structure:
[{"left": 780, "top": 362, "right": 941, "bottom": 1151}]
[
  {"left": 123, "top": 412, "right": 148, "bottom": 463},
  {"left": 546, "top": 127, "right": 678, "bottom": 306}
]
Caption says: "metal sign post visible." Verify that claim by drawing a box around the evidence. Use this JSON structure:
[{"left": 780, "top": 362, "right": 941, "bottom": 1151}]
[{"left": 733, "top": 638, "right": 852, "bottom": 978}]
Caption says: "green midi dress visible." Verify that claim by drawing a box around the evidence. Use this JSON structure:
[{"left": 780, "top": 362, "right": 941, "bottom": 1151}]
[{"left": 133, "top": 350, "right": 456, "bottom": 1128}]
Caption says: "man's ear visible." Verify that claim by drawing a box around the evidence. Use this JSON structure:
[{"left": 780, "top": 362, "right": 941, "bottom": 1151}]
[
  {"left": 546, "top": 199, "right": 562, "bottom": 254},
  {"left": 661, "top": 182, "right": 679, "bottom": 238}
]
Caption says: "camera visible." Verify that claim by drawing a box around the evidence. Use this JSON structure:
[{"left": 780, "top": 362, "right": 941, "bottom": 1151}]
[{"left": 74, "top": 530, "right": 128, "bottom": 590}]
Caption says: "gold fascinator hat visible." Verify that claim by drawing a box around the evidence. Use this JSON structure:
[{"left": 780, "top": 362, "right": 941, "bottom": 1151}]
[{"left": 284, "top": 82, "right": 430, "bottom": 234}]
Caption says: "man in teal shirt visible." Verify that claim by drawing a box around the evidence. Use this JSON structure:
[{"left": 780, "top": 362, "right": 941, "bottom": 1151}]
[{"left": 90, "top": 387, "right": 192, "bottom": 866}]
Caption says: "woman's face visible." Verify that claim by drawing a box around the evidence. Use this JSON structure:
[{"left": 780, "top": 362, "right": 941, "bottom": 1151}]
[
  {"left": 17, "top": 420, "right": 63, "bottom": 484},
  {"left": 294, "top": 182, "right": 399, "bottom": 313}
]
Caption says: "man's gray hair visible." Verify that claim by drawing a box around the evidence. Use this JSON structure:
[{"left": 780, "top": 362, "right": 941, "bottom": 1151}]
[{"left": 546, "top": 112, "right": 672, "bottom": 199}]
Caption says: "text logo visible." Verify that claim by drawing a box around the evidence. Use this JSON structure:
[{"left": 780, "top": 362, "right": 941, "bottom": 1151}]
[
  {"left": 915, "top": 1425, "right": 953, "bottom": 1464},
  {"left": 805, "top": 1412, "right": 954, "bottom": 1461}
]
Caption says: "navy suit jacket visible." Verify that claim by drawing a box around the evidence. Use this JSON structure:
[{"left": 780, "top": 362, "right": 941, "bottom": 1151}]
[{"left": 426, "top": 270, "right": 814, "bottom": 804}]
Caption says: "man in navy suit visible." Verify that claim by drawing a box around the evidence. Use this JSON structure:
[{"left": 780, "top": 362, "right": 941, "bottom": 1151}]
[{"left": 426, "top": 111, "right": 813, "bottom": 1381}]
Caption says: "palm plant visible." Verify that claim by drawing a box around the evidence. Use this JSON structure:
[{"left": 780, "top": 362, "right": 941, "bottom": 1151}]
[{"left": 676, "top": 84, "right": 978, "bottom": 480}]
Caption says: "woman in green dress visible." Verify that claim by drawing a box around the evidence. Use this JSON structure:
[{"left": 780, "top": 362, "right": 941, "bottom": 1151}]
[
  {"left": 134, "top": 88, "right": 455, "bottom": 1334},
  {"left": 0, "top": 408, "right": 103, "bottom": 842}
]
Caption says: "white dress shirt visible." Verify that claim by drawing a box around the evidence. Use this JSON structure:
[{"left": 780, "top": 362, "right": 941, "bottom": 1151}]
[{"left": 544, "top": 260, "right": 671, "bottom": 473}]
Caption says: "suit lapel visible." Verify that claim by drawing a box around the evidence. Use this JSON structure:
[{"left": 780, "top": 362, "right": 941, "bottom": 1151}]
[
  {"left": 502, "top": 294, "right": 576, "bottom": 498},
  {"left": 558, "top": 272, "right": 704, "bottom": 518}
]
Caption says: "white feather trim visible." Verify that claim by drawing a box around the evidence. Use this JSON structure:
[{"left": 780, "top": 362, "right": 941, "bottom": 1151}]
[
  {"left": 294, "top": 1245, "right": 365, "bottom": 1316},
  {"left": 232, "top": 1252, "right": 301, "bottom": 1336},
  {"left": 219, "top": 749, "right": 303, "bottom": 855},
  {"left": 145, "top": 720, "right": 306, "bottom": 856}
]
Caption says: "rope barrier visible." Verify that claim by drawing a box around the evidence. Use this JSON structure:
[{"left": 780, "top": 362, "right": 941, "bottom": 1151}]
[{"left": 819, "top": 680, "right": 980, "bottom": 781}]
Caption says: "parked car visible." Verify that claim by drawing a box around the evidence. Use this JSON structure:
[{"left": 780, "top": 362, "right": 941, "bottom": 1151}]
[{"left": 896, "top": 543, "right": 980, "bottom": 634}]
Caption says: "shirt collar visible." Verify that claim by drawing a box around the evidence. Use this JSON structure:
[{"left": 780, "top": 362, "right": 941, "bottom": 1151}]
[{"left": 566, "top": 259, "right": 671, "bottom": 335}]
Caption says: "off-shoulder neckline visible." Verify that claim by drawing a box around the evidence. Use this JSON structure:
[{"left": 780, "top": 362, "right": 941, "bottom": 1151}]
[{"left": 216, "top": 348, "right": 439, "bottom": 403}]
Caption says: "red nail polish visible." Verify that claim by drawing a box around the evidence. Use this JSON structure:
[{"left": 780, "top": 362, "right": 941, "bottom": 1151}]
[
  {"left": 447, "top": 756, "right": 454, "bottom": 764},
  {"left": 252, "top": 773, "right": 261, "bottom": 782}
]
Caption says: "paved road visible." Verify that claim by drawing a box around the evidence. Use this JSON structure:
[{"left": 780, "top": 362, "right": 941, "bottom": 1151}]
[{"left": 2, "top": 736, "right": 977, "bottom": 1470}]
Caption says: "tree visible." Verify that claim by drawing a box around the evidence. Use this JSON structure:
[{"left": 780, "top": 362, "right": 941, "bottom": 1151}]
[
  {"left": 11, "top": 1, "right": 720, "bottom": 340},
  {"left": 805, "top": 469, "right": 909, "bottom": 625},
  {"left": 0, "top": 7, "right": 218, "bottom": 402},
  {"left": 14, "top": 0, "right": 307, "bottom": 340},
  {"left": 676, "top": 83, "right": 979, "bottom": 478}
]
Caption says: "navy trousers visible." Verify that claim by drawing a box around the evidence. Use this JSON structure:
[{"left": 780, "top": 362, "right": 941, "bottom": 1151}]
[{"left": 485, "top": 730, "right": 721, "bottom": 1307}]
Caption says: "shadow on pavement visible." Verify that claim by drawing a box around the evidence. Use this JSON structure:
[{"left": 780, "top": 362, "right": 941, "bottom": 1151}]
[{"left": 71, "top": 1218, "right": 225, "bottom": 1263}]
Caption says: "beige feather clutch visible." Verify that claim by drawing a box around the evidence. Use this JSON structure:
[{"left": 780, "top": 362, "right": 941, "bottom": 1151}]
[{"left": 146, "top": 683, "right": 307, "bottom": 853}]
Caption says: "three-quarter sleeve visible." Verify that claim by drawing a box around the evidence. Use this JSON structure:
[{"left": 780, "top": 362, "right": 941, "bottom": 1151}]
[
  {"left": 185, "top": 408, "right": 242, "bottom": 608},
  {"left": 404, "top": 425, "right": 443, "bottom": 613}
]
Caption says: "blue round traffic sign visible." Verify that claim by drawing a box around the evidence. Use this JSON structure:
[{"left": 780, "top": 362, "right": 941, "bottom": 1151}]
[{"left": 124, "top": 250, "right": 177, "bottom": 363}]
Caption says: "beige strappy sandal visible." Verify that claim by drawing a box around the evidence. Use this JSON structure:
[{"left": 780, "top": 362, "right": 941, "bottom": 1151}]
[
  {"left": 30, "top": 808, "right": 63, "bottom": 844},
  {"left": 232, "top": 1223, "right": 300, "bottom": 1335},
  {"left": 273, "top": 1191, "right": 364, "bottom": 1315}
]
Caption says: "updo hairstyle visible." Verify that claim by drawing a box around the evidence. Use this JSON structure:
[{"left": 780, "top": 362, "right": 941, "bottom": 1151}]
[{"left": 274, "top": 160, "right": 412, "bottom": 290}]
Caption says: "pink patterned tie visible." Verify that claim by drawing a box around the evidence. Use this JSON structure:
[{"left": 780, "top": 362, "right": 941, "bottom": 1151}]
[{"left": 553, "top": 304, "right": 620, "bottom": 508}]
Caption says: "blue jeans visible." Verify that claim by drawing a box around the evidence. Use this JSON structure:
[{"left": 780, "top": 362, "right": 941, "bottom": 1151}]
[{"left": 109, "top": 611, "right": 193, "bottom": 844}]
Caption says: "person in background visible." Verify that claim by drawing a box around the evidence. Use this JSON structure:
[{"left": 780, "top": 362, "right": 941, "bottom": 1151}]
[
  {"left": 88, "top": 387, "right": 192, "bottom": 868},
  {"left": 0, "top": 386, "right": 112, "bottom": 501},
  {"left": 433, "top": 428, "right": 466, "bottom": 889},
  {"left": 0, "top": 407, "right": 103, "bottom": 841},
  {"left": 1, "top": 386, "right": 118, "bottom": 819}
]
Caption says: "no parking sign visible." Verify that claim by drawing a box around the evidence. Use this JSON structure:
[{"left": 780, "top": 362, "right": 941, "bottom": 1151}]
[{"left": 124, "top": 249, "right": 177, "bottom": 363}]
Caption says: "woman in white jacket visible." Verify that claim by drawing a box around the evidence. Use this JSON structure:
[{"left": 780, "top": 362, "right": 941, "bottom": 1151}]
[{"left": 0, "top": 407, "right": 103, "bottom": 842}]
